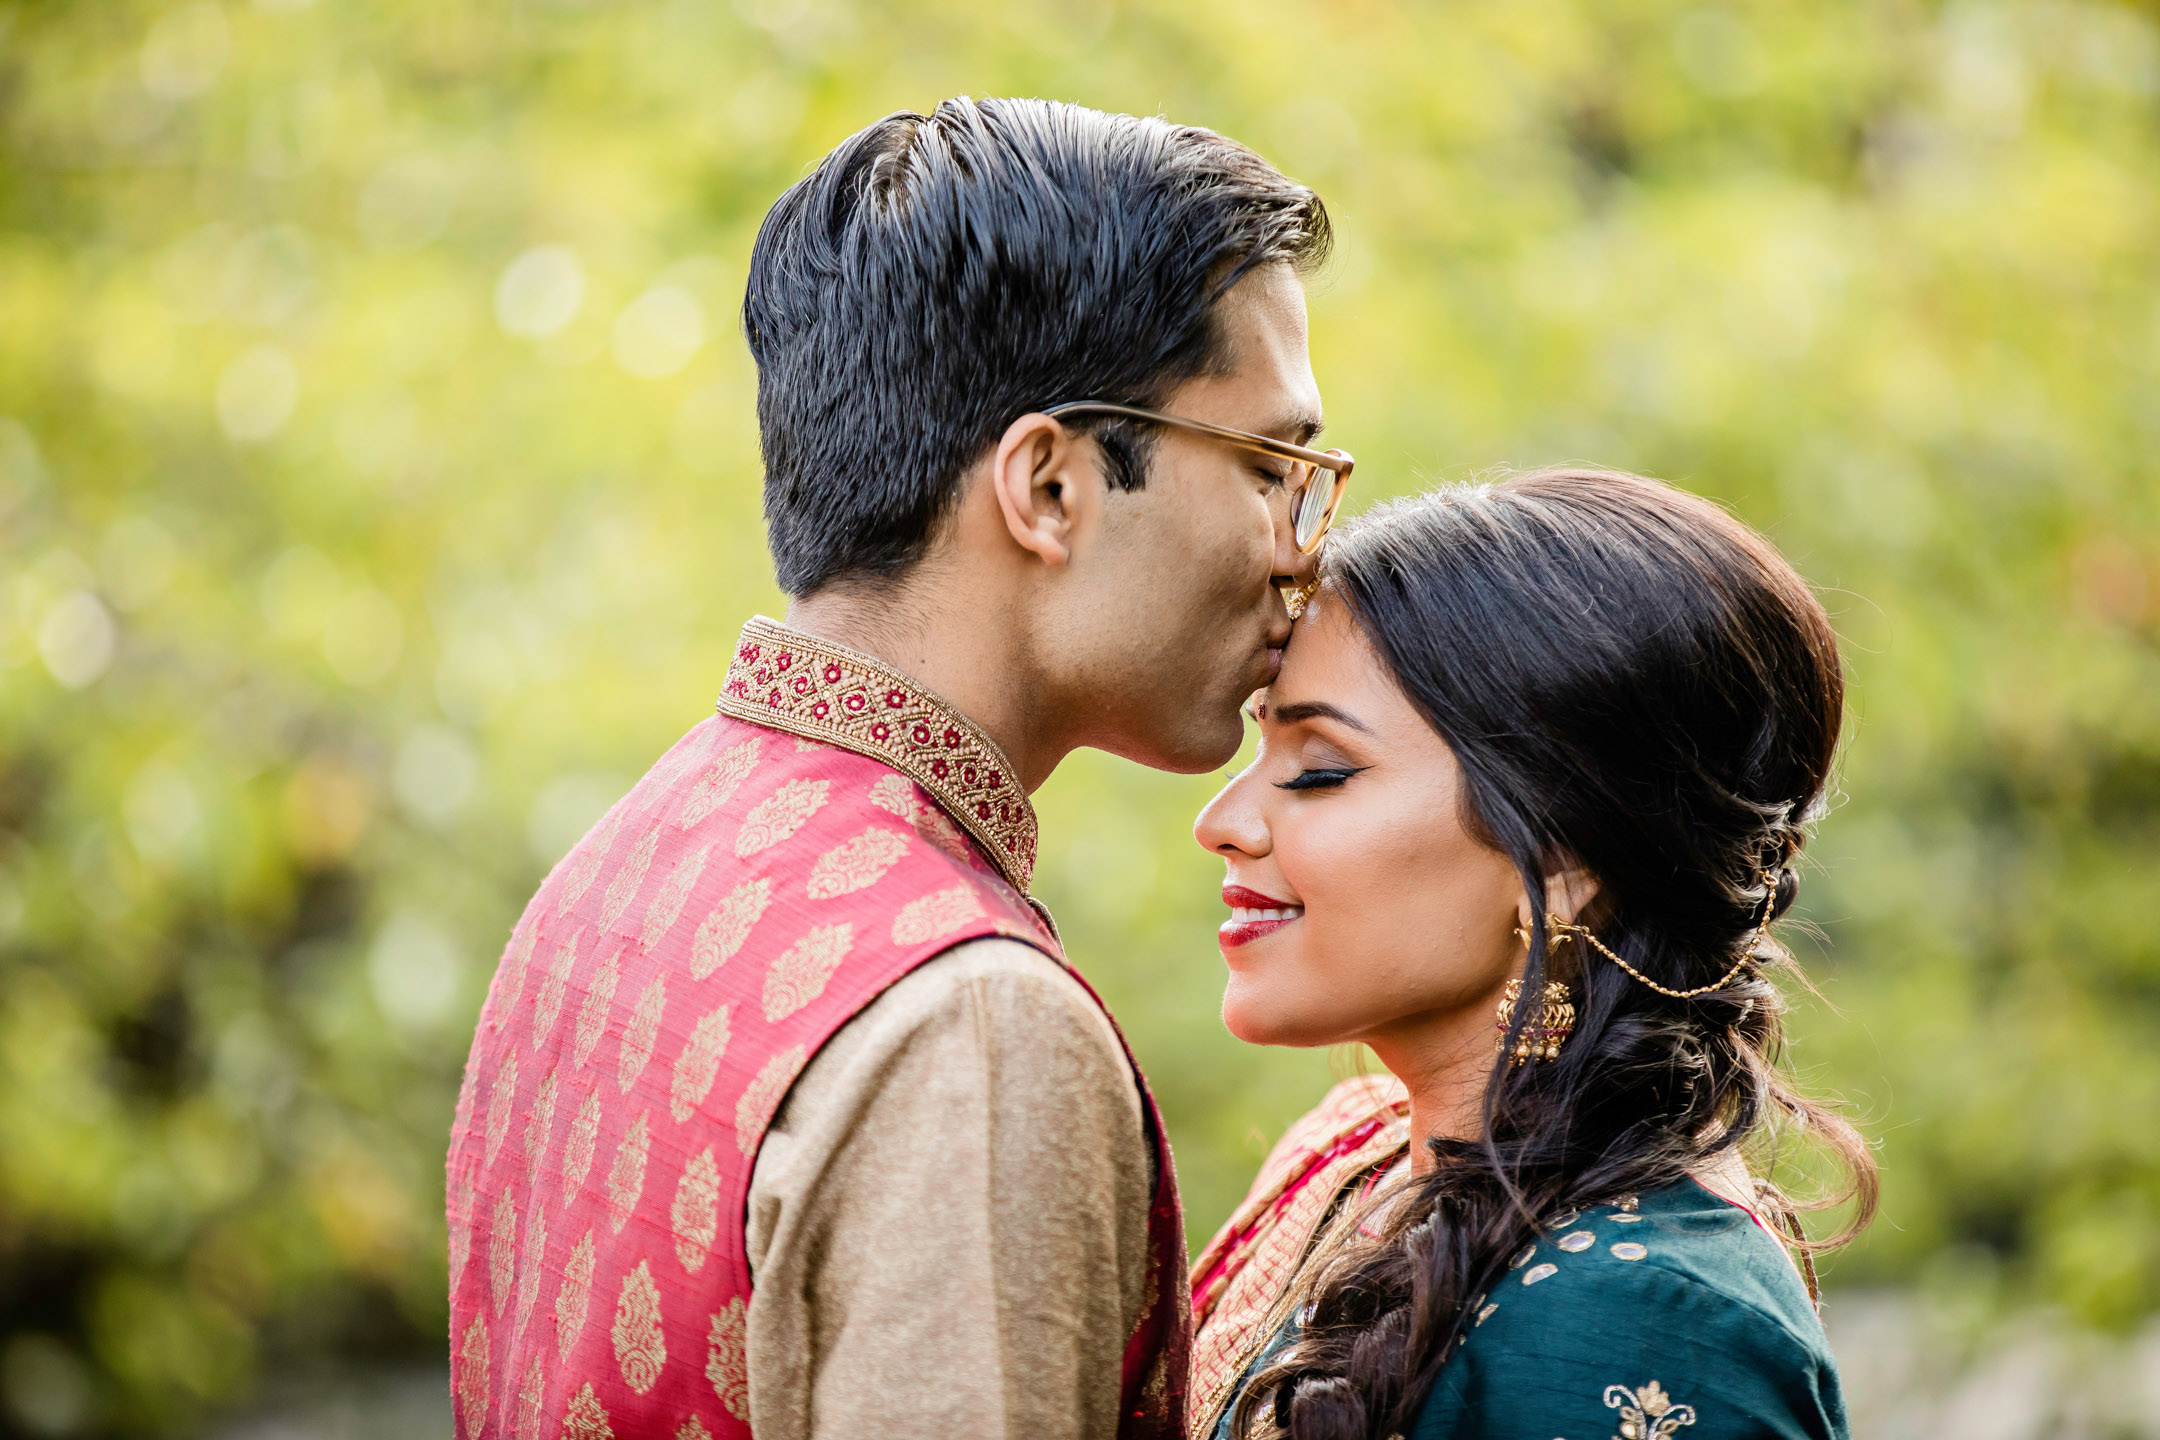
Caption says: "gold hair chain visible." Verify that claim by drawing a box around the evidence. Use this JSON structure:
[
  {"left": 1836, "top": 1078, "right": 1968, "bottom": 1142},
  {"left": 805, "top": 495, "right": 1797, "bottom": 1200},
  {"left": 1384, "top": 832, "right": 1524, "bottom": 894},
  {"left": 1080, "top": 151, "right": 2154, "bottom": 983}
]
[{"left": 1543, "top": 869, "right": 1781, "bottom": 1000}]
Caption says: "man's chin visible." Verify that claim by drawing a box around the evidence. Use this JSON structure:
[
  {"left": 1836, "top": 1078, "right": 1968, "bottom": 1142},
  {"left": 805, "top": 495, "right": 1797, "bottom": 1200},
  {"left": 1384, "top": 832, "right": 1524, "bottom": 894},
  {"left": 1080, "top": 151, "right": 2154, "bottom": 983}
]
[
  {"left": 1096, "top": 708, "right": 1245, "bottom": 775},
  {"left": 1158, "top": 710, "right": 1248, "bottom": 774}
]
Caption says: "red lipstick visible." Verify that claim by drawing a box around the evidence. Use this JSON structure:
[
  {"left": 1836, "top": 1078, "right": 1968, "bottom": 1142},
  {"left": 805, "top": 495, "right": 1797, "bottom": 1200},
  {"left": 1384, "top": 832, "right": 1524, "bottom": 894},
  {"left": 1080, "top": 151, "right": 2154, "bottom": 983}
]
[{"left": 1220, "top": 885, "right": 1304, "bottom": 949}]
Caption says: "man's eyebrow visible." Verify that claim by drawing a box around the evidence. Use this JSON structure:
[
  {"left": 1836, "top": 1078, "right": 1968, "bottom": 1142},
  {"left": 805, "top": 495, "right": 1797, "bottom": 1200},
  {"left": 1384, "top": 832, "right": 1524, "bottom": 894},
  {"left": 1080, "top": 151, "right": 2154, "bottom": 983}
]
[
  {"left": 1266, "top": 699, "right": 1370, "bottom": 733},
  {"left": 1262, "top": 410, "right": 1325, "bottom": 446}
]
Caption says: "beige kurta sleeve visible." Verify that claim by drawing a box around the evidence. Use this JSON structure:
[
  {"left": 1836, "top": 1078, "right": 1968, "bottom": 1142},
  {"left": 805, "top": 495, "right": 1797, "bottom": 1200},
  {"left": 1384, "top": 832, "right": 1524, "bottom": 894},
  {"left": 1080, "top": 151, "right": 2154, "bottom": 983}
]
[{"left": 742, "top": 936, "right": 1155, "bottom": 1440}]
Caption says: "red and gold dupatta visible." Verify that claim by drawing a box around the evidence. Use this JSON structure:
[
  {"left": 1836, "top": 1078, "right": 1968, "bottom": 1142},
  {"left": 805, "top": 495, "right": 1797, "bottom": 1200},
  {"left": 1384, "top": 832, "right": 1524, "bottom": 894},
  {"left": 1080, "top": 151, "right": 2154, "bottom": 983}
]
[{"left": 1185, "top": 1074, "right": 1411, "bottom": 1439}]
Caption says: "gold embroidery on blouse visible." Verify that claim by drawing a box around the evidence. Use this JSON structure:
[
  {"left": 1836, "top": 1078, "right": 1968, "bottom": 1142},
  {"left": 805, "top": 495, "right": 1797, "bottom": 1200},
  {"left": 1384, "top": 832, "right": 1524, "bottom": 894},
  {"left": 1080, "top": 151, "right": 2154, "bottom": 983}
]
[
  {"left": 718, "top": 616, "right": 1039, "bottom": 892},
  {"left": 1606, "top": 1380, "right": 1696, "bottom": 1440}
]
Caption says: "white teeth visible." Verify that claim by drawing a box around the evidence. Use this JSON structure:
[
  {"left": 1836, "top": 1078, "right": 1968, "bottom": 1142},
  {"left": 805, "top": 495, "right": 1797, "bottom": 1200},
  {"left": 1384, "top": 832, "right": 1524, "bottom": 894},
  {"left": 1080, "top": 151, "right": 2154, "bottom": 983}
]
[{"left": 1229, "top": 907, "right": 1303, "bottom": 923}]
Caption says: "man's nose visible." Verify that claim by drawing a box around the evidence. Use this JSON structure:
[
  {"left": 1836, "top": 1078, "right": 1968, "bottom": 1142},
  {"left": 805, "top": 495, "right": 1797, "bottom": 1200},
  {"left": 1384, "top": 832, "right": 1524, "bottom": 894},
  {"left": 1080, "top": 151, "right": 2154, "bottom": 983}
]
[
  {"left": 1271, "top": 497, "right": 1318, "bottom": 588},
  {"left": 1275, "top": 544, "right": 1319, "bottom": 589}
]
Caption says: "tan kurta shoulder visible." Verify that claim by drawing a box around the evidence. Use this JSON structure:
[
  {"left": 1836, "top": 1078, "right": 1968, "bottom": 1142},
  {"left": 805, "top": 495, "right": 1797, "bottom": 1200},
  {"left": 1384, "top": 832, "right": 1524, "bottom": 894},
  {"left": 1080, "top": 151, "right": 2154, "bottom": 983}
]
[{"left": 744, "top": 935, "right": 1154, "bottom": 1440}]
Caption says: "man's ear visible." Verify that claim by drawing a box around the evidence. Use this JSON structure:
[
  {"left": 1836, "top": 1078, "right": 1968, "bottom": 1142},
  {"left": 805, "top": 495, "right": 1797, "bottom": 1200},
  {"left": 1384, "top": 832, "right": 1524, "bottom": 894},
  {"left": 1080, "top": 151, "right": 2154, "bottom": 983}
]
[{"left": 989, "top": 413, "right": 1094, "bottom": 568}]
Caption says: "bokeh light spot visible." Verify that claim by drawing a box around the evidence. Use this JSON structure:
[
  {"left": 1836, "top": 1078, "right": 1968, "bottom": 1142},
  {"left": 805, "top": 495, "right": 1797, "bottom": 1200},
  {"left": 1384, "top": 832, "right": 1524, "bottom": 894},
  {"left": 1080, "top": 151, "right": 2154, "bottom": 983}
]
[
  {"left": 0, "top": 419, "right": 46, "bottom": 524},
  {"left": 494, "top": 246, "right": 585, "bottom": 338},
  {"left": 321, "top": 587, "right": 405, "bottom": 685},
  {"left": 358, "top": 154, "right": 455, "bottom": 252},
  {"left": 527, "top": 772, "right": 628, "bottom": 866},
  {"left": 216, "top": 344, "right": 299, "bottom": 442},
  {"left": 369, "top": 910, "right": 467, "bottom": 1033},
  {"left": 281, "top": 754, "right": 373, "bottom": 866},
  {"left": 259, "top": 545, "right": 340, "bottom": 642},
  {"left": 611, "top": 284, "right": 705, "bottom": 378},
  {"left": 139, "top": 4, "right": 230, "bottom": 101},
  {"left": 37, "top": 591, "right": 116, "bottom": 690},
  {"left": 100, "top": 515, "right": 179, "bottom": 612},
  {"left": 394, "top": 724, "right": 480, "bottom": 826},
  {"left": 124, "top": 762, "right": 203, "bottom": 865},
  {"left": 218, "top": 226, "right": 316, "bottom": 327},
  {"left": 0, "top": 1333, "right": 93, "bottom": 1437},
  {"left": 1672, "top": 8, "right": 1767, "bottom": 98}
]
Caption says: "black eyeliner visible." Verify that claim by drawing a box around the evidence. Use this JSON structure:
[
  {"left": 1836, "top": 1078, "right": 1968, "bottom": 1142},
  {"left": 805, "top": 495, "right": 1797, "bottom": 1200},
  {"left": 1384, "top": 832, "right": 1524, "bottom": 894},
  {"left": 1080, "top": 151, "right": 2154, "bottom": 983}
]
[{"left": 1275, "top": 766, "right": 1366, "bottom": 791}]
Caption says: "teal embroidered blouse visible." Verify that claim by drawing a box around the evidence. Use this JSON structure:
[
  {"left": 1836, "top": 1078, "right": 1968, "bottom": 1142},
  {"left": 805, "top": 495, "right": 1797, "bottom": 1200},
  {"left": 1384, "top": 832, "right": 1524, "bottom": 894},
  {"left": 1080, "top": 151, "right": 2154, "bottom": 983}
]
[{"left": 1214, "top": 1178, "right": 1848, "bottom": 1440}]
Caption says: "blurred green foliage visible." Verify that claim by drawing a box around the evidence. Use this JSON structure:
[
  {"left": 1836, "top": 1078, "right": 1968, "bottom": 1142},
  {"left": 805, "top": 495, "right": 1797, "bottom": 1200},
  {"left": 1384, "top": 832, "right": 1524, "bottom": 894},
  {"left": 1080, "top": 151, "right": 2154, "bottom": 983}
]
[{"left": 2, "top": 0, "right": 2158, "bottom": 1432}]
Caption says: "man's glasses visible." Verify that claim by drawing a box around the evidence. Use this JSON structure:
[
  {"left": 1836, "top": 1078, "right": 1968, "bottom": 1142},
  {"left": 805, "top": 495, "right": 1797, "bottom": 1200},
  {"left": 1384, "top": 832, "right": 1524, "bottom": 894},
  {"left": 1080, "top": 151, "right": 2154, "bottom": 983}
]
[{"left": 1043, "top": 401, "right": 1353, "bottom": 554}]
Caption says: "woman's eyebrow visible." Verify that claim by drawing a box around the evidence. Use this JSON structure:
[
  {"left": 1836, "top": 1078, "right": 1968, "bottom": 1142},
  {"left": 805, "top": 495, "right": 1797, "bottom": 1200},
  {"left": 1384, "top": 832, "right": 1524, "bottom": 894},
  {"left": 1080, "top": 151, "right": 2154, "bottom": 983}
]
[{"left": 1266, "top": 699, "right": 1372, "bottom": 734}]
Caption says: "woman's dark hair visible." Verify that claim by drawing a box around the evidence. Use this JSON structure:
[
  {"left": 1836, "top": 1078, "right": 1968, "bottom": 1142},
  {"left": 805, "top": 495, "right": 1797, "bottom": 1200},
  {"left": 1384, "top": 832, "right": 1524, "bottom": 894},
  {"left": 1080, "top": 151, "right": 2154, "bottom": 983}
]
[
  {"left": 1233, "top": 468, "right": 1878, "bottom": 1440},
  {"left": 745, "top": 96, "right": 1330, "bottom": 596}
]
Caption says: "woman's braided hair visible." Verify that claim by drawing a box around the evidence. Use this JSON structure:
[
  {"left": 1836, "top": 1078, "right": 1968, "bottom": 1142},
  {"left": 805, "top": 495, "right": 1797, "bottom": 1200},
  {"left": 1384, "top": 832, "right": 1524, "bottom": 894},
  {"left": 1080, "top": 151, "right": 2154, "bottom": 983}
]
[{"left": 1232, "top": 469, "right": 1877, "bottom": 1440}]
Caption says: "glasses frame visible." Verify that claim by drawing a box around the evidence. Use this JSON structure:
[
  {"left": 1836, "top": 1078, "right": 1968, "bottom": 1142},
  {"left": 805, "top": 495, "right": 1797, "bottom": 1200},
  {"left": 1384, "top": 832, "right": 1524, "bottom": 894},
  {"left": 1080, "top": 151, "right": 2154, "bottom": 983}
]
[{"left": 1042, "top": 401, "right": 1353, "bottom": 555}]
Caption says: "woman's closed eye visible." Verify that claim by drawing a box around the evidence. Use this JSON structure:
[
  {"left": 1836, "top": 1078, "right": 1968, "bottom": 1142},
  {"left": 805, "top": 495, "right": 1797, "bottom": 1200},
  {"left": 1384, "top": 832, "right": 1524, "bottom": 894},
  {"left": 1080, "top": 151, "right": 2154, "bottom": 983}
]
[{"left": 1276, "top": 766, "right": 1366, "bottom": 792}]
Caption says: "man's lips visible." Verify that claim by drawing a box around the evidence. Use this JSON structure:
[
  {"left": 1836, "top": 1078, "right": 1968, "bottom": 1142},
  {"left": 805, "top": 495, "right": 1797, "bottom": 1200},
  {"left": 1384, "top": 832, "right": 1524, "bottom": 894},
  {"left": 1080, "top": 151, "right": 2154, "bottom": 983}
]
[{"left": 1220, "top": 885, "right": 1303, "bottom": 948}]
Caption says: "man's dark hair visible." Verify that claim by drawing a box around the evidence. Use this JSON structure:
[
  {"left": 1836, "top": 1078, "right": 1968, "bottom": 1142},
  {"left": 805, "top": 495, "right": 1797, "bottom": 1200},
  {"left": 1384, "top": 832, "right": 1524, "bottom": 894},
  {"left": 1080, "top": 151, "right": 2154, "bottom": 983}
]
[{"left": 743, "top": 96, "right": 1331, "bottom": 596}]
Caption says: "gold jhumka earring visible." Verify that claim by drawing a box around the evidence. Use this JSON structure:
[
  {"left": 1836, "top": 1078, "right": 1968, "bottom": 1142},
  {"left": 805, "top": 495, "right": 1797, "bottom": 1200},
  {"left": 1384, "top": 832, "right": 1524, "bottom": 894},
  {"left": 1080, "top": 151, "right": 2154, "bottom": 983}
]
[{"left": 1495, "top": 976, "right": 1576, "bottom": 1065}]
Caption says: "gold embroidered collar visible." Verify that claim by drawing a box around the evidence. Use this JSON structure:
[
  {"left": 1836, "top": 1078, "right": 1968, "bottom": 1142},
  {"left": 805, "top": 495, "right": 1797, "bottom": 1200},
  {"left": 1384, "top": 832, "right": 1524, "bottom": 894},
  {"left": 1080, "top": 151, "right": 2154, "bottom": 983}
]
[{"left": 716, "top": 616, "right": 1039, "bottom": 893}]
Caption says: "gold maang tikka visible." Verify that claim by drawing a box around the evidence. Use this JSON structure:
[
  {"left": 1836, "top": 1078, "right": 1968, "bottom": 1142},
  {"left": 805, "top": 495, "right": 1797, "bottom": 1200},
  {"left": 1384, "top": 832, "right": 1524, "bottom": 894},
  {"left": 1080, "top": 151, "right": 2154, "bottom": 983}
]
[{"left": 1284, "top": 578, "right": 1322, "bottom": 620}]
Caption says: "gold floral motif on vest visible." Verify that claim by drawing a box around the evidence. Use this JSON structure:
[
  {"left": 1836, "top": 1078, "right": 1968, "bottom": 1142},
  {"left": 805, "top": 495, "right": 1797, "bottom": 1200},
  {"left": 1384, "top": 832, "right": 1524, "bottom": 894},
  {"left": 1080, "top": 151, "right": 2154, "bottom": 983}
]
[
  {"left": 1605, "top": 1380, "right": 1696, "bottom": 1440},
  {"left": 716, "top": 617, "right": 1038, "bottom": 893}
]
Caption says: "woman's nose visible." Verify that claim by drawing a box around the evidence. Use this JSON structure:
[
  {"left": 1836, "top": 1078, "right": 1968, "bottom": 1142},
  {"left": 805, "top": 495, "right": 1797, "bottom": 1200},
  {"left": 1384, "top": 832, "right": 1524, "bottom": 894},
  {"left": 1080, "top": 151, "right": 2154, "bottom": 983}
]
[{"left": 1195, "top": 765, "right": 1270, "bottom": 858}]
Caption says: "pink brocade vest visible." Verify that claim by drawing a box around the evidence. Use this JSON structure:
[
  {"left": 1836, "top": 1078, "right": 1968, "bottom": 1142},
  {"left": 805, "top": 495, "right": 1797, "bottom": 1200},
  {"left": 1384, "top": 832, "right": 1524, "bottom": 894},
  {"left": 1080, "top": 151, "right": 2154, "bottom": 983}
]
[{"left": 447, "top": 618, "right": 1190, "bottom": 1440}]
